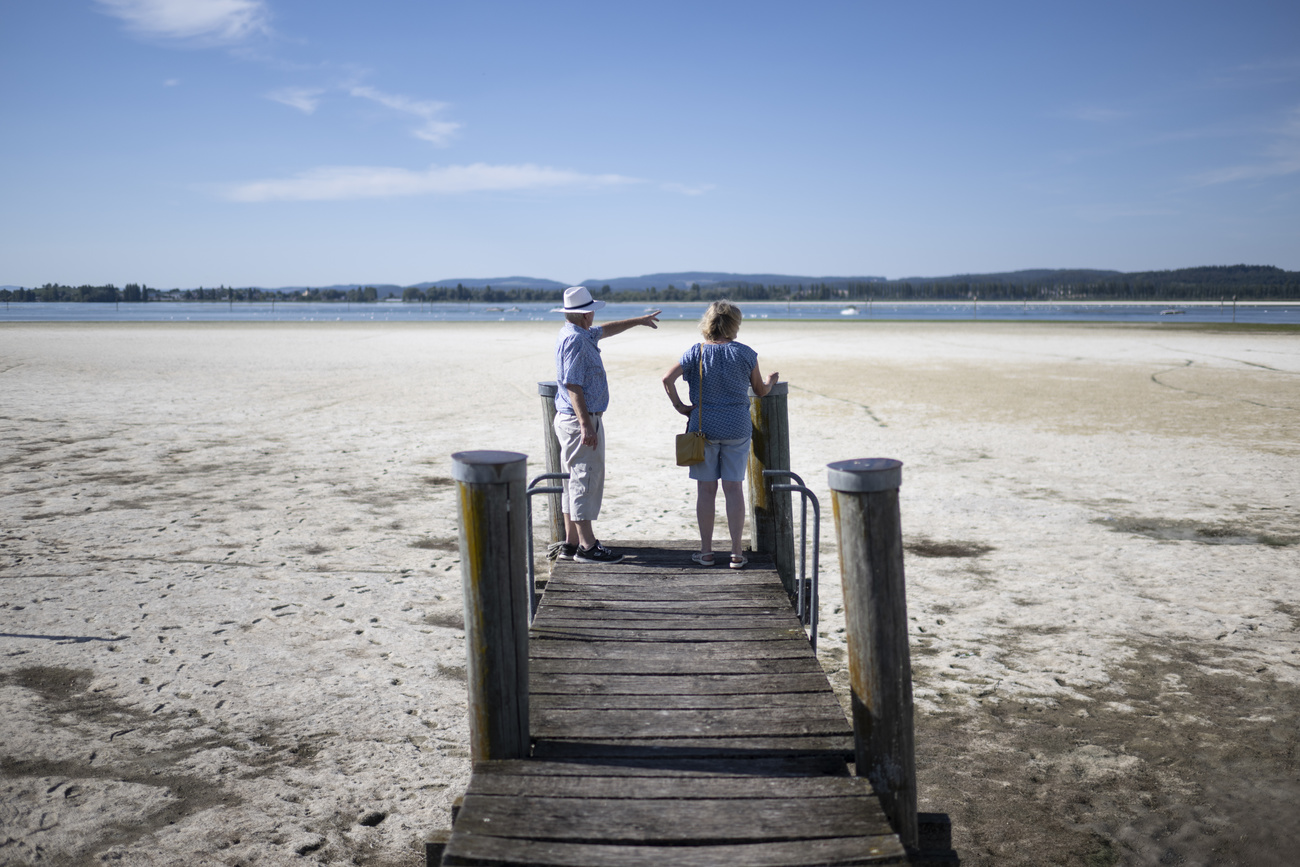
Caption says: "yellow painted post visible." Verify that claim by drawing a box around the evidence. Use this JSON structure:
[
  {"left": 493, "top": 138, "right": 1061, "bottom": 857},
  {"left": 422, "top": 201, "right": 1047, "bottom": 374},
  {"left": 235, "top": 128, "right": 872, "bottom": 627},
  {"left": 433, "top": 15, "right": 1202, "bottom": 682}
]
[
  {"left": 452, "top": 450, "right": 530, "bottom": 761},
  {"left": 748, "top": 382, "right": 795, "bottom": 596},
  {"left": 828, "top": 458, "right": 917, "bottom": 849}
]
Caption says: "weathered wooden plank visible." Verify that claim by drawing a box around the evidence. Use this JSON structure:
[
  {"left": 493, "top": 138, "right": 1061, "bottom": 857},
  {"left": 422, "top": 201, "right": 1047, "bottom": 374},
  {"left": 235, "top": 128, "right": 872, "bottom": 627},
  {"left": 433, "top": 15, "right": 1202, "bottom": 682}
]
[
  {"left": 528, "top": 672, "right": 834, "bottom": 696},
  {"left": 529, "top": 638, "right": 814, "bottom": 661},
  {"left": 451, "top": 793, "right": 895, "bottom": 842},
  {"left": 547, "top": 577, "right": 779, "bottom": 592},
  {"left": 540, "top": 582, "right": 791, "bottom": 598},
  {"left": 543, "top": 576, "right": 787, "bottom": 591},
  {"left": 467, "top": 756, "right": 852, "bottom": 779},
  {"left": 531, "top": 735, "right": 855, "bottom": 759},
  {"left": 536, "top": 594, "right": 795, "bottom": 611},
  {"left": 553, "top": 563, "right": 776, "bottom": 577},
  {"left": 527, "top": 631, "right": 800, "bottom": 644},
  {"left": 532, "top": 707, "right": 851, "bottom": 739},
  {"left": 465, "top": 771, "right": 875, "bottom": 799},
  {"left": 533, "top": 613, "right": 802, "bottom": 631},
  {"left": 547, "top": 561, "right": 778, "bottom": 577},
  {"left": 442, "top": 833, "right": 908, "bottom": 867},
  {"left": 531, "top": 690, "right": 846, "bottom": 712},
  {"left": 534, "top": 605, "right": 796, "bottom": 621},
  {"left": 531, "top": 693, "right": 841, "bottom": 712},
  {"left": 539, "top": 597, "right": 787, "bottom": 612},
  {"left": 530, "top": 655, "right": 825, "bottom": 677},
  {"left": 534, "top": 595, "right": 797, "bottom": 611}
]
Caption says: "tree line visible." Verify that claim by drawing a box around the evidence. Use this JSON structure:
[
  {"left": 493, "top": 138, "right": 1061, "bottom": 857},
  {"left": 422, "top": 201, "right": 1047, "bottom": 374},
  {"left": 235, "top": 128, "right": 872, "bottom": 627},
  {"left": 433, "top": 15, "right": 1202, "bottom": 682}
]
[
  {"left": 3, "top": 284, "right": 384, "bottom": 303},
  {"left": 7, "top": 265, "right": 1297, "bottom": 304}
]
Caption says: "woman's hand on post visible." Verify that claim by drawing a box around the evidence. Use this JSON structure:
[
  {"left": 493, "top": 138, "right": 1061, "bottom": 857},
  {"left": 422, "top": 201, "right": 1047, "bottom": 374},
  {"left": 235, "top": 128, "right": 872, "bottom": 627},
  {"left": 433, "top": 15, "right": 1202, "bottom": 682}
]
[{"left": 766, "top": 371, "right": 779, "bottom": 388}]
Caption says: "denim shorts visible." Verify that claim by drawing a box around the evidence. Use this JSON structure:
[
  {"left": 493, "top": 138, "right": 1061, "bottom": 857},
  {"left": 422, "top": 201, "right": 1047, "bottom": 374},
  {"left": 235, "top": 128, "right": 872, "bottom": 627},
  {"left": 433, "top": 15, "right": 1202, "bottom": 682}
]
[{"left": 688, "top": 437, "right": 750, "bottom": 482}]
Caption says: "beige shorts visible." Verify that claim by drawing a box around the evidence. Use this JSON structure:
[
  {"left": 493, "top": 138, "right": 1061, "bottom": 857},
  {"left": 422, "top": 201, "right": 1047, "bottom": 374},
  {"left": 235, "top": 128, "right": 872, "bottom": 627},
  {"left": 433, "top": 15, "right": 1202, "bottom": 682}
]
[{"left": 553, "top": 412, "right": 605, "bottom": 522}]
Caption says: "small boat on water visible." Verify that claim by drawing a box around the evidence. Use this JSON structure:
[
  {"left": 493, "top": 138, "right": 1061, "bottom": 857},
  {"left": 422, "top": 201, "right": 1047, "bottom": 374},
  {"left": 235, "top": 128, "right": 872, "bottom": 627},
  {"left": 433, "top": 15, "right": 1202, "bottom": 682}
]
[
  {"left": 1160, "top": 307, "right": 1186, "bottom": 315},
  {"left": 484, "top": 306, "right": 503, "bottom": 312},
  {"left": 840, "top": 306, "right": 859, "bottom": 315},
  {"left": 504, "top": 306, "right": 521, "bottom": 313}
]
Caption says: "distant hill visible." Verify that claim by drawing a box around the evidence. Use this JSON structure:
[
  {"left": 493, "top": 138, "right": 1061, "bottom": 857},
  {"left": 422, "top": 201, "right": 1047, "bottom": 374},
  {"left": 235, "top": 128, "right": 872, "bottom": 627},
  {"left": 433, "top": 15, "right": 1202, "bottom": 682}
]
[
  {"left": 577, "top": 272, "right": 888, "bottom": 291},
  {"left": 896, "top": 269, "right": 1122, "bottom": 285},
  {"left": 411, "top": 277, "right": 569, "bottom": 291}
]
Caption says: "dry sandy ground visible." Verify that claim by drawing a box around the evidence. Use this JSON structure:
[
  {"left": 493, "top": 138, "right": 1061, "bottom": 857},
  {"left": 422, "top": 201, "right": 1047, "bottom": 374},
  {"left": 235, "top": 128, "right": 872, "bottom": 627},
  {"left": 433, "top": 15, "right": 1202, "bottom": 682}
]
[{"left": 1, "top": 320, "right": 1297, "bottom": 867}]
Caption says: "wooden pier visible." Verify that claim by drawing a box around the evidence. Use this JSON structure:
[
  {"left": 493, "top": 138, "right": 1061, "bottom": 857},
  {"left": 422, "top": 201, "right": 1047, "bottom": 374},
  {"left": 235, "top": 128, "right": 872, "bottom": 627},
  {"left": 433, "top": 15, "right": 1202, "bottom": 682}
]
[{"left": 434, "top": 540, "right": 936, "bottom": 866}]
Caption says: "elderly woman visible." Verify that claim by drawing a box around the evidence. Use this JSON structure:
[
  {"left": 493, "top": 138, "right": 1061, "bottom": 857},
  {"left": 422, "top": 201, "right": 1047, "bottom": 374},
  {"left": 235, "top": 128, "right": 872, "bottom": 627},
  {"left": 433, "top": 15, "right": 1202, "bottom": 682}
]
[{"left": 663, "top": 300, "right": 778, "bottom": 568}]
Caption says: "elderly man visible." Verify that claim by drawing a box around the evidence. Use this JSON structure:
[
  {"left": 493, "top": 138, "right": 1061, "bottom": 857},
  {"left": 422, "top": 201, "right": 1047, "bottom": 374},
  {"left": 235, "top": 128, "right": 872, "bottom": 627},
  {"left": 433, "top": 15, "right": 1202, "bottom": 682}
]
[{"left": 551, "top": 286, "right": 661, "bottom": 563}]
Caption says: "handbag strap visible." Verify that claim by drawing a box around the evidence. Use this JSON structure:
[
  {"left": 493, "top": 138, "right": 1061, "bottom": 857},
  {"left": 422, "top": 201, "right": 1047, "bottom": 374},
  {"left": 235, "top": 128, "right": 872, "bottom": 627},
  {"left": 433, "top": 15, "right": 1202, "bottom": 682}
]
[{"left": 696, "top": 343, "right": 704, "bottom": 434}]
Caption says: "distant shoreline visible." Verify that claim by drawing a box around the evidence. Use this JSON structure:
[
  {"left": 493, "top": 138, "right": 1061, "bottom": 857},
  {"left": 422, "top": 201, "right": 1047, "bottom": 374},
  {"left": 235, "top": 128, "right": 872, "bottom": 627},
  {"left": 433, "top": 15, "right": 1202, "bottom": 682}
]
[
  {"left": 4, "top": 298, "right": 1300, "bottom": 305},
  {"left": 5, "top": 298, "right": 1300, "bottom": 329}
]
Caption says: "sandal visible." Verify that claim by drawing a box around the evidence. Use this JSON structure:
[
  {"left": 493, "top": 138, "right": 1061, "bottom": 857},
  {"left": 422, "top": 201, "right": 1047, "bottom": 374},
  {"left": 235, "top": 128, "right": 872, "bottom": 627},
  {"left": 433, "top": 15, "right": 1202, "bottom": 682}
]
[
  {"left": 729, "top": 553, "right": 747, "bottom": 570},
  {"left": 691, "top": 551, "right": 715, "bottom": 566}
]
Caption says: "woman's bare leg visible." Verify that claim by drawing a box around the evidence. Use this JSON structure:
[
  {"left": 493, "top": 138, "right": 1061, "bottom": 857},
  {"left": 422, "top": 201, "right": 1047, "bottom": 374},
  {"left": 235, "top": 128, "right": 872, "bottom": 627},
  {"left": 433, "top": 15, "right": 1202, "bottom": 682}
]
[
  {"left": 721, "top": 480, "right": 745, "bottom": 557},
  {"left": 696, "top": 480, "right": 718, "bottom": 553}
]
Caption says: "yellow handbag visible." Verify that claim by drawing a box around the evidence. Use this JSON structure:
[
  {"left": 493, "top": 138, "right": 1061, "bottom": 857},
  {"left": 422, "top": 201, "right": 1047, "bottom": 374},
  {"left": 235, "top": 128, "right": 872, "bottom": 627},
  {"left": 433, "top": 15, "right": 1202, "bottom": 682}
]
[{"left": 675, "top": 345, "right": 707, "bottom": 466}]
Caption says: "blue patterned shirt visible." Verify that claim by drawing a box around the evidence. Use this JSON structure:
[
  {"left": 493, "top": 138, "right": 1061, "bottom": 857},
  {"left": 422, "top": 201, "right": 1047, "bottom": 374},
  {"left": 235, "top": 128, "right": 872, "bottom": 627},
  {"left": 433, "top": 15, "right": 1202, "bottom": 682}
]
[
  {"left": 555, "top": 323, "right": 608, "bottom": 414},
  {"left": 681, "top": 341, "right": 759, "bottom": 440}
]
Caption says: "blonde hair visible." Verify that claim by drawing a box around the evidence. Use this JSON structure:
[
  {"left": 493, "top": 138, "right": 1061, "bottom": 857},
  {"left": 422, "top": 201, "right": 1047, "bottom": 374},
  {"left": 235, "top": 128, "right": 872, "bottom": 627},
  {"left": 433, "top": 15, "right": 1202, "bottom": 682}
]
[{"left": 699, "top": 300, "right": 742, "bottom": 342}]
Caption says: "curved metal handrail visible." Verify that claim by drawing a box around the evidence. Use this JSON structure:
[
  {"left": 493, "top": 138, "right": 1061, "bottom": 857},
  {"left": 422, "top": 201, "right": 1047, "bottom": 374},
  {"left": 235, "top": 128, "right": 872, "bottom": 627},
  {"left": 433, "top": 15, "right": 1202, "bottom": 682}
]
[
  {"left": 762, "top": 469, "right": 820, "bottom": 650},
  {"left": 526, "top": 472, "right": 569, "bottom": 620}
]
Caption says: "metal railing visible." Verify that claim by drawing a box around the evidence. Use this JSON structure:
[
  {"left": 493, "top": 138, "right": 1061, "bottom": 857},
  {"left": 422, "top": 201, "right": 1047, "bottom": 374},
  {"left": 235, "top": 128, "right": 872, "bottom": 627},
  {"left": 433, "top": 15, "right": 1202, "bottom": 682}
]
[
  {"left": 526, "top": 472, "right": 569, "bottom": 620},
  {"left": 762, "top": 469, "right": 821, "bottom": 650}
]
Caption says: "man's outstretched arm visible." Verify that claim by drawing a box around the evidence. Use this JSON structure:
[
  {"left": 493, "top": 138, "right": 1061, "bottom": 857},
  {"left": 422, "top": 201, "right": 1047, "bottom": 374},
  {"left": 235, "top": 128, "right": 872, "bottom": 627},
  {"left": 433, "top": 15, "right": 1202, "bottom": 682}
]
[{"left": 599, "top": 310, "right": 660, "bottom": 337}]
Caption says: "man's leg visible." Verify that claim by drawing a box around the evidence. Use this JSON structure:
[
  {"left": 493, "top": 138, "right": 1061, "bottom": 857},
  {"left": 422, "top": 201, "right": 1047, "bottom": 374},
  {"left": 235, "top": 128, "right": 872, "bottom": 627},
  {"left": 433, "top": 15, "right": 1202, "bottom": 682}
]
[
  {"left": 554, "top": 412, "right": 616, "bottom": 561},
  {"left": 564, "top": 514, "right": 597, "bottom": 550}
]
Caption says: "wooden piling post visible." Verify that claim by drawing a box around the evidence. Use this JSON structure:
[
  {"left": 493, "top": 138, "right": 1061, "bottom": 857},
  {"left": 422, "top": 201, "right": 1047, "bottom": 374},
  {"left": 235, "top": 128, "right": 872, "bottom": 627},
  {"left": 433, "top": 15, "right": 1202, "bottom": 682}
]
[
  {"left": 451, "top": 450, "right": 530, "bottom": 762},
  {"left": 827, "top": 458, "right": 917, "bottom": 849},
  {"left": 748, "top": 381, "right": 795, "bottom": 596},
  {"left": 537, "top": 382, "right": 565, "bottom": 544}
]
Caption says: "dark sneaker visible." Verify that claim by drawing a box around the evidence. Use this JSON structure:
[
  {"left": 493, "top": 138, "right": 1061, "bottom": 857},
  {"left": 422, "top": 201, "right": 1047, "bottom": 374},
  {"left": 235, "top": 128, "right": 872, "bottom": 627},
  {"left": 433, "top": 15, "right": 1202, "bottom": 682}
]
[
  {"left": 574, "top": 542, "right": 623, "bottom": 564},
  {"left": 549, "top": 542, "right": 578, "bottom": 561}
]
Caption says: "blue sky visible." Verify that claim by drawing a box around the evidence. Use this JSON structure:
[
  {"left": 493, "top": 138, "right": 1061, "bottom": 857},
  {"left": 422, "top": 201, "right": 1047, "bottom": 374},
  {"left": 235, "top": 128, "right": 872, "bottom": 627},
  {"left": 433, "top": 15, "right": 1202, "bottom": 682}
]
[{"left": 2, "top": 1, "right": 1298, "bottom": 287}]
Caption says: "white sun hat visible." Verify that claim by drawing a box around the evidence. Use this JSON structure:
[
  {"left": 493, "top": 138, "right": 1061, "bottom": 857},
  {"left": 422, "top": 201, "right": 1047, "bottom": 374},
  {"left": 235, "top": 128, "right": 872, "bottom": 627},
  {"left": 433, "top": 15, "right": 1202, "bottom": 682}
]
[{"left": 551, "top": 286, "right": 607, "bottom": 314}]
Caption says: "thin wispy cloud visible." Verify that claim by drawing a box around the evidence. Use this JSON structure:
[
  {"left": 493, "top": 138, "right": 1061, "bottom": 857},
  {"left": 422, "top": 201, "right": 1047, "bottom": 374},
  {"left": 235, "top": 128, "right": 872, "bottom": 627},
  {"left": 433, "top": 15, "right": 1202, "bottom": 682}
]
[
  {"left": 1190, "top": 105, "right": 1300, "bottom": 186},
  {"left": 661, "top": 182, "right": 716, "bottom": 196},
  {"left": 348, "top": 85, "right": 460, "bottom": 145},
  {"left": 96, "top": 0, "right": 270, "bottom": 43},
  {"left": 221, "top": 163, "right": 643, "bottom": 202},
  {"left": 267, "top": 87, "right": 325, "bottom": 114}
]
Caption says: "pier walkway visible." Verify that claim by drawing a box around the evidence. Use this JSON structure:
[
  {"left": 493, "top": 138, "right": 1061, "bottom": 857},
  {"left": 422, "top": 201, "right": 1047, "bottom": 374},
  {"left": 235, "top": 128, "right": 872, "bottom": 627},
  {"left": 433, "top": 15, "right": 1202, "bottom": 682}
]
[{"left": 435, "top": 540, "right": 916, "bottom": 866}]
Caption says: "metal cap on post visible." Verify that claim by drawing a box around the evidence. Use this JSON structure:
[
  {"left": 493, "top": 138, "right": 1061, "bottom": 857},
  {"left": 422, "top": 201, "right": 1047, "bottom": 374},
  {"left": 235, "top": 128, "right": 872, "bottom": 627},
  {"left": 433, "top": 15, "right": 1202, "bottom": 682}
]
[
  {"left": 827, "top": 457, "right": 917, "bottom": 850},
  {"left": 452, "top": 450, "right": 530, "bottom": 762},
  {"left": 748, "top": 381, "right": 795, "bottom": 597},
  {"left": 827, "top": 458, "right": 903, "bottom": 493},
  {"left": 537, "top": 382, "right": 565, "bottom": 545}
]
